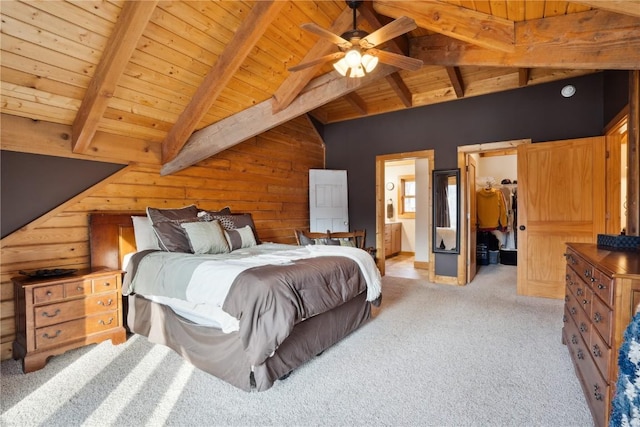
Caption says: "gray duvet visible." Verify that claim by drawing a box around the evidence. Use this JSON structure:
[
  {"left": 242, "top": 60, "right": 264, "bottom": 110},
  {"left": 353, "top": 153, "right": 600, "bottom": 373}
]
[{"left": 125, "top": 249, "right": 369, "bottom": 368}]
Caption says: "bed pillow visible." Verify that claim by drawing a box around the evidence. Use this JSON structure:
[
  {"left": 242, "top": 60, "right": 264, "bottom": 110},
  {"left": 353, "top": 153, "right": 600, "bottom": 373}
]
[
  {"left": 207, "top": 212, "right": 261, "bottom": 244},
  {"left": 296, "top": 230, "right": 315, "bottom": 245},
  {"left": 197, "top": 206, "right": 232, "bottom": 221},
  {"left": 180, "top": 220, "right": 230, "bottom": 255},
  {"left": 147, "top": 205, "right": 199, "bottom": 252},
  {"left": 131, "top": 216, "right": 160, "bottom": 251},
  {"left": 225, "top": 225, "right": 257, "bottom": 251}
]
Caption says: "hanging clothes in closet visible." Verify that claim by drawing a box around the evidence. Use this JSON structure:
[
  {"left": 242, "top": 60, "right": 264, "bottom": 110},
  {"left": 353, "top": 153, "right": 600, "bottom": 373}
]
[{"left": 476, "top": 185, "right": 508, "bottom": 231}]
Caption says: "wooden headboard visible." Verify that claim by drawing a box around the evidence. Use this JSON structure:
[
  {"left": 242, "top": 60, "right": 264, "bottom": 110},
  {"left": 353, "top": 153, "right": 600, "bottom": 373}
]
[{"left": 89, "top": 212, "right": 146, "bottom": 270}]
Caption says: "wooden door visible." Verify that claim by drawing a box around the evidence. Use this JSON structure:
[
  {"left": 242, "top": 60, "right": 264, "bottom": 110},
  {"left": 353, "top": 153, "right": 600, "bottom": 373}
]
[
  {"left": 467, "top": 155, "right": 478, "bottom": 283},
  {"left": 517, "top": 136, "right": 607, "bottom": 298}
]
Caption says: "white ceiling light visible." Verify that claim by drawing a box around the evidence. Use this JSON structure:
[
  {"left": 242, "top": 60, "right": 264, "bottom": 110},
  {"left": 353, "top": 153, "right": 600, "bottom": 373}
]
[
  {"left": 561, "top": 84, "right": 576, "bottom": 98},
  {"left": 333, "top": 47, "right": 379, "bottom": 78}
]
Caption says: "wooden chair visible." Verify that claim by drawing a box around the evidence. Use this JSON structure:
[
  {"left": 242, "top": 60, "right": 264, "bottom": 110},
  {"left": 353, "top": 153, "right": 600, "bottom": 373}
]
[{"left": 294, "top": 229, "right": 366, "bottom": 249}]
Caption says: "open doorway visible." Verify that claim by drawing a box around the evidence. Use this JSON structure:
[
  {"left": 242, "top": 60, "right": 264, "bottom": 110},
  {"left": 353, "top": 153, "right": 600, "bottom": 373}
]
[
  {"left": 457, "top": 139, "right": 531, "bottom": 285},
  {"left": 375, "top": 150, "right": 434, "bottom": 278}
]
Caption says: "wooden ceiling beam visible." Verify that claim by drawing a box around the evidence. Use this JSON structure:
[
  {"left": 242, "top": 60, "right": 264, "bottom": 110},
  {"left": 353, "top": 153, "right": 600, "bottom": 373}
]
[
  {"left": 374, "top": 0, "right": 515, "bottom": 53},
  {"left": 344, "top": 92, "right": 368, "bottom": 116},
  {"left": 445, "top": 66, "right": 464, "bottom": 98},
  {"left": 385, "top": 73, "right": 412, "bottom": 107},
  {"left": 161, "top": 1, "right": 286, "bottom": 163},
  {"left": 411, "top": 9, "right": 640, "bottom": 70},
  {"left": 360, "top": 1, "right": 413, "bottom": 107},
  {"left": 71, "top": 0, "right": 158, "bottom": 154},
  {"left": 576, "top": 1, "right": 640, "bottom": 19},
  {"left": 271, "top": 6, "right": 354, "bottom": 114},
  {"left": 161, "top": 64, "right": 400, "bottom": 175},
  {"left": 3, "top": 114, "right": 160, "bottom": 165},
  {"left": 519, "top": 68, "right": 531, "bottom": 87},
  {"left": 359, "top": 1, "right": 409, "bottom": 55}
]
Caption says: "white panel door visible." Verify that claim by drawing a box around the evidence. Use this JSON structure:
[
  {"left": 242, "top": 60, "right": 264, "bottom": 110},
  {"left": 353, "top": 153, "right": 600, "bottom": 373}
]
[{"left": 309, "top": 169, "right": 348, "bottom": 232}]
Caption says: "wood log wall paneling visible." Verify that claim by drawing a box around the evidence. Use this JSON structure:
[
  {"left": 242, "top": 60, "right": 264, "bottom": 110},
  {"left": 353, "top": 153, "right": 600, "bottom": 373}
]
[{"left": 0, "top": 117, "right": 325, "bottom": 361}]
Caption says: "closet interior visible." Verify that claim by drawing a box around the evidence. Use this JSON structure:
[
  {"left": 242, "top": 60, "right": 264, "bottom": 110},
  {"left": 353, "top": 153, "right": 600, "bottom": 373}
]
[{"left": 473, "top": 152, "right": 518, "bottom": 268}]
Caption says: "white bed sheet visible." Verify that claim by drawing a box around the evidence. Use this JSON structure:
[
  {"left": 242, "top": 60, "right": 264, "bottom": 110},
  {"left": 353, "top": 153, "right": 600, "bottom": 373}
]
[{"left": 123, "top": 252, "right": 240, "bottom": 332}]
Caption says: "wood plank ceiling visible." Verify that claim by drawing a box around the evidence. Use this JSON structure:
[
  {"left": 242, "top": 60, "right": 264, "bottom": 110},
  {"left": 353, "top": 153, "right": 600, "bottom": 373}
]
[{"left": 2, "top": 1, "right": 639, "bottom": 174}]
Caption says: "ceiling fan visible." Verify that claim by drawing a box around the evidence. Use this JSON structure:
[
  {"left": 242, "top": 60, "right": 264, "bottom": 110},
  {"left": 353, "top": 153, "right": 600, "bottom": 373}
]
[{"left": 288, "top": 0, "right": 423, "bottom": 78}]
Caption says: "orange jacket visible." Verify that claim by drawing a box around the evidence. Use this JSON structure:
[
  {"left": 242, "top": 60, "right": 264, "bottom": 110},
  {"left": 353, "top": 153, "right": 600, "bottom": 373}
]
[{"left": 477, "top": 188, "right": 508, "bottom": 229}]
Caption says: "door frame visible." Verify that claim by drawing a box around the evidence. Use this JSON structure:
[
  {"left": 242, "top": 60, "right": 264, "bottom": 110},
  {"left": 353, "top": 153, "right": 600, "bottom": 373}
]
[
  {"left": 457, "top": 139, "right": 531, "bottom": 285},
  {"left": 375, "top": 150, "right": 434, "bottom": 277}
]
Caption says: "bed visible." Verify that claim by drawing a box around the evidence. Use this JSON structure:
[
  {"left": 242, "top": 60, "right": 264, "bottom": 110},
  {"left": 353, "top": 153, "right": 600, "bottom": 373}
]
[{"left": 88, "top": 210, "right": 381, "bottom": 391}]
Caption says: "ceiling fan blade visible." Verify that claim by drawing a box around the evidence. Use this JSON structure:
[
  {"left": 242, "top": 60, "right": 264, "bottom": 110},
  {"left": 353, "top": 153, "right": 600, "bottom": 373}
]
[
  {"left": 288, "top": 52, "right": 345, "bottom": 72},
  {"left": 369, "top": 49, "right": 423, "bottom": 71},
  {"left": 301, "top": 23, "right": 352, "bottom": 49},
  {"left": 360, "top": 16, "right": 417, "bottom": 49}
]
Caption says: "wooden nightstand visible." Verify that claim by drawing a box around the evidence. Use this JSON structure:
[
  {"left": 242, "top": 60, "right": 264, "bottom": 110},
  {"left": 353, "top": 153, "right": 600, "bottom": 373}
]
[{"left": 12, "top": 267, "right": 127, "bottom": 373}]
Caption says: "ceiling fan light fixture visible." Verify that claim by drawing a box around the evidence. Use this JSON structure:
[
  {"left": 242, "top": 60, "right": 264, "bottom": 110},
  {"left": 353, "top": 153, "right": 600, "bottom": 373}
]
[
  {"left": 345, "top": 49, "right": 362, "bottom": 68},
  {"left": 333, "top": 48, "right": 378, "bottom": 78},
  {"left": 333, "top": 57, "right": 350, "bottom": 76},
  {"left": 361, "top": 53, "right": 378, "bottom": 73}
]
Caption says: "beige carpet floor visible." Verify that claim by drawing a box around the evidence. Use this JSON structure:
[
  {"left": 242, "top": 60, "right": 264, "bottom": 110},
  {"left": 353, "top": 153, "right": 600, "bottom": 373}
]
[{"left": 1, "top": 263, "right": 592, "bottom": 426}]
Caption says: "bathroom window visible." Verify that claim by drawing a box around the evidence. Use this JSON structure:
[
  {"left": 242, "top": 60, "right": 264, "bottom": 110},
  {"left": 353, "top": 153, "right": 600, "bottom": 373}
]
[{"left": 398, "top": 175, "right": 415, "bottom": 218}]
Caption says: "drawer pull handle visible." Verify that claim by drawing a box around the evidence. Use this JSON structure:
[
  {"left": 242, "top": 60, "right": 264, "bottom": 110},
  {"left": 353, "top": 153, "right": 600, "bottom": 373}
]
[
  {"left": 577, "top": 288, "right": 583, "bottom": 296},
  {"left": 571, "top": 335, "right": 578, "bottom": 345},
  {"left": 592, "top": 345, "right": 602, "bottom": 358},
  {"left": 570, "top": 307, "right": 577, "bottom": 315},
  {"left": 103, "top": 282, "right": 111, "bottom": 287},
  {"left": 43, "top": 330, "right": 62, "bottom": 339},
  {"left": 593, "top": 312, "right": 602, "bottom": 323},
  {"left": 99, "top": 318, "right": 114, "bottom": 326},
  {"left": 593, "top": 385, "right": 603, "bottom": 401},
  {"left": 598, "top": 284, "right": 606, "bottom": 290},
  {"left": 577, "top": 349, "right": 584, "bottom": 360},
  {"left": 42, "top": 309, "right": 61, "bottom": 318},
  {"left": 562, "top": 315, "right": 567, "bottom": 323},
  {"left": 579, "top": 323, "right": 588, "bottom": 333},
  {"left": 46, "top": 291, "right": 53, "bottom": 296},
  {"left": 584, "top": 270, "right": 591, "bottom": 278},
  {"left": 76, "top": 286, "right": 84, "bottom": 291},
  {"left": 582, "top": 299, "right": 589, "bottom": 306},
  {"left": 97, "top": 299, "right": 113, "bottom": 306}
]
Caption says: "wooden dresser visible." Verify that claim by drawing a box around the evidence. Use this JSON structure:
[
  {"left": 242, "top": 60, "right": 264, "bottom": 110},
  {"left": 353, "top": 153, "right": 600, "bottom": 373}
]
[
  {"left": 12, "top": 267, "right": 127, "bottom": 373},
  {"left": 562, "top": 243, "right": 640, "bottom": 426},
  {"left": 385, "top": 222, "right": 402, "bottom": 257}
]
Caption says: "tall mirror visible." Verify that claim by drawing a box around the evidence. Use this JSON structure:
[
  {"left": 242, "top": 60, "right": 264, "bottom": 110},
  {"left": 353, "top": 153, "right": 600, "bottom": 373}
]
[{"left": 432, "top": 168, "right": 460, "bottom": 254}]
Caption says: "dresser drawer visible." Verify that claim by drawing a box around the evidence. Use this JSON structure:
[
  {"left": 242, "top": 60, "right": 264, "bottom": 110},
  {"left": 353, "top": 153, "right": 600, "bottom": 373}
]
[
  {"left": 575, "top": 285, "right": 594, "bottom": 321},
  {"left": 34, "top": 292, "right": 118, "bottom": 328},
  {"left": 93, "top": 275, "right": 119, "bottom": 294},
  {"left": 564, "top": 318, "right": 588, "bottom": 367},
  {"left": 33, "top": 285, "right": 64, "bottom": 304},
  {"left": 569, "top": 251, "right": 594, "bottom": 285},
  {"left": 591, "top": 269, "right": 614, "bottom": 307},
  {"left": 591, "top": 295, "right": 613, "bottom": 346},
  {"left": 35, "top": 312, "right": 119, "bottom": 350},
  {"left": 590, "top": 325, "right": 612, "bottom": 380},
  {"left": 566, "top": 249, "right": 589, "bottom": 276},
  {"left": 578, "top": 351, "right": 610, "bottom": 426},
  {"left": 566, "top": 268, "right": 581, "bottom": 296},
  {"left": 565, "top": 291, "right": 584, "bottom": 329},
  {"left": 64, "top": 280, "right": 92, "bottom": 298}
]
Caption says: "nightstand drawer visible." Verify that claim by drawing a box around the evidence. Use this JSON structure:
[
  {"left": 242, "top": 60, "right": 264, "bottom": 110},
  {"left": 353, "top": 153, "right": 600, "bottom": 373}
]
[
  {"left": 34, "top": 292, "right": 119, "bottom": 328},
  {"left": 64, "top": 280, "right": 92, "bottom": 298},
  {"left": 35, "top": 312, "right": 119, "bottom": 350},
  {"left": 94, "top": 275, "right": 118, "bottom": 293},
  {"left": 33, "top": 285, "right": 64, "bottom": 304}
]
